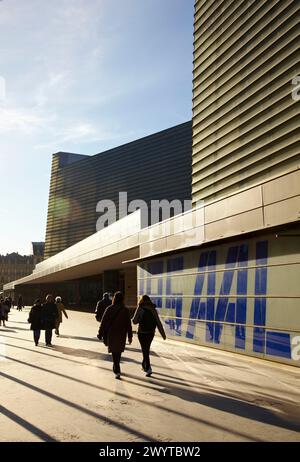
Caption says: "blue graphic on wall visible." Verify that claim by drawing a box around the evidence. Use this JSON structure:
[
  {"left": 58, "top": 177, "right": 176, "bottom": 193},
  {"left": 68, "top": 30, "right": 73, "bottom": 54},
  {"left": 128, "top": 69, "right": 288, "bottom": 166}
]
[
  {"left": 165, "top": 257, "right": 183, "bottom": 335},
  {"left": 139, "top": 240, "right": 292, "bottom": 359},
  {"left": 186, "top": 244, "right": 249, "bottom": 349}
]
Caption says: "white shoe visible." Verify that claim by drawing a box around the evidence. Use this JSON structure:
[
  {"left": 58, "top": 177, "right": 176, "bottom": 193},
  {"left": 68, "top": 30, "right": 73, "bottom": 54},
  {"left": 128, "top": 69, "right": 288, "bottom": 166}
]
[{"left": 115, "top": 373, "right": 121, "bottom": 379}]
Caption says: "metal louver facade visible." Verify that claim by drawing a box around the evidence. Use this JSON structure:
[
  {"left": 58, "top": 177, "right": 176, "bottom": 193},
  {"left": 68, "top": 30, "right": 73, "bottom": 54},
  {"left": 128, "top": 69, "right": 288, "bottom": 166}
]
[
  {"left": 44, "top": 122, "right": 192, "bottom": 259},
  {"left": 192, "top": 0, "right": 300, "bottom": 205}
]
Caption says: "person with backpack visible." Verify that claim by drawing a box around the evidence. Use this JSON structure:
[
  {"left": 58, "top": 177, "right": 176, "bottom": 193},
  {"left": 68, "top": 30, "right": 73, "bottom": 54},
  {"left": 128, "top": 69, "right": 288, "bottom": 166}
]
[
  {"left": 98, "top": 291, "right": 132, "bottom": 379},
  {"left": 132, "top": 294, "right": 166, "bottom": 377}
]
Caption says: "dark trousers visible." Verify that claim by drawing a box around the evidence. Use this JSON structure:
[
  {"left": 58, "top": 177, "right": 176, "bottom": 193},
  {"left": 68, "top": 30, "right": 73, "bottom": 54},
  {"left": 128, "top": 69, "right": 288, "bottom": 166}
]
[
  {"left": 138, "top": 333, "right": 155, "bottom": 371},
  {"left": 45, "top": 329, "right": 53, "bottom": 345},
  {"left": 33, "top": 330, "right": 41, "bottom": 345},
  {"left": 112, "top": 352, "right": 122, "bottom": 374}
]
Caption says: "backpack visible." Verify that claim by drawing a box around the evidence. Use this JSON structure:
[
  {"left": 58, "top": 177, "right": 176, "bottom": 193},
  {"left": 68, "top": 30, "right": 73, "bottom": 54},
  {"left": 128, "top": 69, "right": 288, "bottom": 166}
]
[{"left": 140, "top": 307, "right": 157, "bottom": 332}]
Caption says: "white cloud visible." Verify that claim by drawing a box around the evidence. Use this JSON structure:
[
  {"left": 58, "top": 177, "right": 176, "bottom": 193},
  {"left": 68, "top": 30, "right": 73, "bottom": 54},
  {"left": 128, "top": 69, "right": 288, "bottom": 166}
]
[
  {"left": 35, "top": 73, "right": 72, "bottom": 107},
  {"left": 0, "top": 105, "right": 53, "bottom": 134},
  {"left": 33, "top": 121, "right": 117, "bottom": 151}
]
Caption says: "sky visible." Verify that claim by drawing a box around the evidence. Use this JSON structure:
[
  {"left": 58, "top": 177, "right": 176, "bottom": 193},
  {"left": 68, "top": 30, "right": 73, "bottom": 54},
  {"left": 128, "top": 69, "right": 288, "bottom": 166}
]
[{"left": 0, "top": 0, "right": 194, "bottom": 255}]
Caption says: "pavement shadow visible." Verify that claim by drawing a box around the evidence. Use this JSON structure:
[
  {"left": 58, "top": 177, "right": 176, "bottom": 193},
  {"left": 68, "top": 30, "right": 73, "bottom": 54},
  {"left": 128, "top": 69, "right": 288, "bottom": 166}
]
[
  {"left": 1, "top": 354, "right": 251, "bottom": 439},
  {"left": 48, "top": 345, "right": 107, "bottom": 360},
  {"left": 11, "top": 326, "right": 30, "bottom": 331},
  {"left": 4, "top": 341, "right": 110, "bottom": 370},
  {"left": 0, "top": 334, "right": 35, "bottom": 343},
  {"left": 59, "top": 334, "right": 99, "bottom": 342},
  {"left": 53, "top": 345, "right": 140, "bottom": 365},
  {"left": 0, "top": 370, "right": 153, "bottom": 442},
  {"left": 0, "top": 329, "right": 17, "bottom": 334},
  {"left": 127, "top": 346, "right": 159, "bottom": 357},
  {"left": 0, "top": 404, "right": 57, "bottom": 442},
  {"left": 148, "top": 371, "right": 205, "bottom": 389},
  {"left": 123, "top": 373, "right": 300, "bottom": 434}
]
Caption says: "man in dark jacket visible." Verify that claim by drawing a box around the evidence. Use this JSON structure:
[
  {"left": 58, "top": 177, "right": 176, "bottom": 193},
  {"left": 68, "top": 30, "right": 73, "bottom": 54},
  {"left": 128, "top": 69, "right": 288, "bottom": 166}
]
[
  {"left": 17, "top": 295, "right": 24, "bottom": 311},
  {"left": 41, "top": 294, "right": 59, "bottom": 347},
  {"left": 28, "top": 299, "right": 43, "bottom": 346},
  {"left": 95, "top": 293, "right": 111, "bottom": 322}
]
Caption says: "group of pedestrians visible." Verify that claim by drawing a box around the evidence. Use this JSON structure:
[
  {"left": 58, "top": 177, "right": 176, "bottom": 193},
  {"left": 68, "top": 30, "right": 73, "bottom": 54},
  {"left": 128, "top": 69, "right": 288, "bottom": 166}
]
[
  {"left": 27, "top": 295, "right": 68, "bottom": 346},
  {"left": 4, "top": 289, "right": 166, "bottom": 380},
  {"left": 97, "top": 291, "right": 166, "bottom": 379}
]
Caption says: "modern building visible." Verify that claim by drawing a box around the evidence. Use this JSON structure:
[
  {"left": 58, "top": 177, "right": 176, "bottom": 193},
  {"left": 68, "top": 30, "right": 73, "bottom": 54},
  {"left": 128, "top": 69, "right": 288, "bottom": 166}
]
[
  {"left": 44, "top": 122, "right": 192, "bottom": 259},
  {"left": 4, "top": 122, "right": 192, "bottom": 309},
  {"left": 4, "top": 0, "right": 300, "bottom": 367},
  {"left": 31, "top": 242, "right": 45, "bottom": 263},
  {"left": 137, "top": 0, "right": 300, "bottom": 366}
]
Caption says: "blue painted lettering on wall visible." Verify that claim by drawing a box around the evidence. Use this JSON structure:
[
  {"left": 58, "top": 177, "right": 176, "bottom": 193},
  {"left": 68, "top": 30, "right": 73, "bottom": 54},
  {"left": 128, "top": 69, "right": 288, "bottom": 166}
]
[
  {"left": 165, "top": 257, "right": 184, "bottom": 335},
  {"left": 141, "top": 240, "right": 291, "bottom": 359},
  {"left": 146, "top": 261, "right": 163, "bottom": 308}
]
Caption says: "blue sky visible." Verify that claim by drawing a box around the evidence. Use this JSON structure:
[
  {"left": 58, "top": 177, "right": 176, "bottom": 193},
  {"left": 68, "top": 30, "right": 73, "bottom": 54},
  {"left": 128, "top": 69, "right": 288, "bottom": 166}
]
[{"left": 0, "top": 0, "right": 194, "bottom": 255}]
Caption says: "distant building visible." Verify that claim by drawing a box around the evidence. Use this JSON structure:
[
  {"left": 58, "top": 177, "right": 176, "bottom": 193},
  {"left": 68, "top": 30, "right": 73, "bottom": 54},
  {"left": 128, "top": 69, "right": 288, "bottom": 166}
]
[
  {"left": 0, "top": 253, "right": 36, "bottom": 292},
  {"left": 0, "top": 243, "right": 44, "bottom": 292}
]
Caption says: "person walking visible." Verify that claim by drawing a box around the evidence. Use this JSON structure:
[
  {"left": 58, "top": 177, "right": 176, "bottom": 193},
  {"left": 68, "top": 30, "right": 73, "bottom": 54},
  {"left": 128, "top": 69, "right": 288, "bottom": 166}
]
[
  {"left": 132, "top": 294, "right": 166, "bottom": 377},
  {"left": 55, "top": 296, "right": 68, "bottom": 336},
  {"left": 0, "top": 298, "right": 6, "bottom": 327},
  {"left": 7, "top": 297, "right": 12, "bottom": 311},
  {"left": 95, "top": 292, "right": 111, "bottom": 323},
  {"left": 28, "top": 299, "right": 43, "bottom": 346},
  {"left": 2, "top": 298, "right": 11, "bottom": 325},
  {"left": 98, "top": 291, "right": 132, "bottom": 379},
  {"left": 17, "top": 295, "right": 24, "bottom": 311},
  {"left": 41, "top": 294, "right": 58, "bottom": 347}
]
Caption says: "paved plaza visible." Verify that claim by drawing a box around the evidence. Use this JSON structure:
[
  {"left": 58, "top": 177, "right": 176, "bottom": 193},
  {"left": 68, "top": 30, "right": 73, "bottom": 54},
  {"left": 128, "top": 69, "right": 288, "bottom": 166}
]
[{"left": 0, "top": 308, "right": 300, "bottom": 442}]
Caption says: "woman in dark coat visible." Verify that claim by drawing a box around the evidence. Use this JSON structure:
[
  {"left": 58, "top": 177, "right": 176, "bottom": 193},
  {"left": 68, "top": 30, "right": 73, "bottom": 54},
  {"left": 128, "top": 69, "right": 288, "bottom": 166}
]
[
  {"left": 98, "top": 291, "right": 132, "bottom": 379},
  {"left": 41, "top": 294, "right": 59, "bottom": 347},
  {"left": 132, "top": 294, "right": 166, "bottom": 376},
  {"left": 0, "top": 299, "right": 6, "bottom": 327},
  {"left": 28, "top": 299, "right": 43, "bottom": 346}
]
